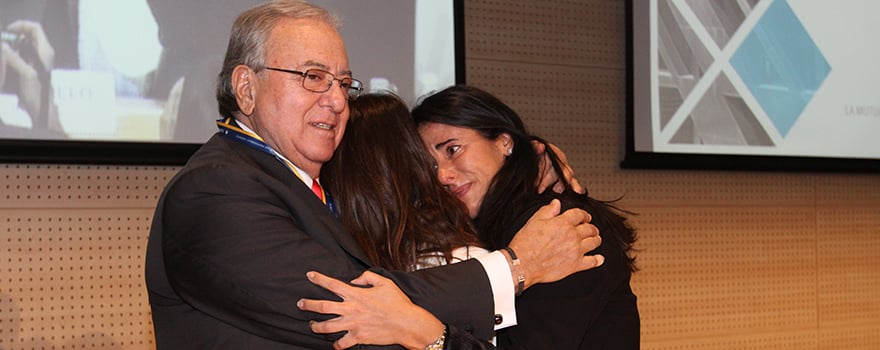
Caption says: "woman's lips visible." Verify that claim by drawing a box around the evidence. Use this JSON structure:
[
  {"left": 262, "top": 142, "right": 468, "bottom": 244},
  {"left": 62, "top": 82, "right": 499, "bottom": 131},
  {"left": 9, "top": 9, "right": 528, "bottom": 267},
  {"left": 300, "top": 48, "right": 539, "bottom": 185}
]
[{"left": 449, "top": 182, "right": 471, "bottom": 199}]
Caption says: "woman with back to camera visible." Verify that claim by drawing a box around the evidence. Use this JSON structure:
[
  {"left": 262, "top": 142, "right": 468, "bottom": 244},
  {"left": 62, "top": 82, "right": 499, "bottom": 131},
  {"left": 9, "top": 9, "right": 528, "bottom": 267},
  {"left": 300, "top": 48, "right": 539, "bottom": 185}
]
[
  {"left": 321, "top": 92, "right": 498, "bottom": 348},
  {"left": 321, "top": 92, "right": 489, "bottom": 273},
  {"left": 412, "top": 85, "right": 640, "bottom": 349}
]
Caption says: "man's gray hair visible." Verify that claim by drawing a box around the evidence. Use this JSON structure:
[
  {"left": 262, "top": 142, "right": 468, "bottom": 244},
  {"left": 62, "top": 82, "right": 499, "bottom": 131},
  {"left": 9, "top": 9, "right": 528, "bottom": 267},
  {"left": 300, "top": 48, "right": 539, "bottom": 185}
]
[{"left": 216, "top": 0, "right": 341, "bottom": 119}]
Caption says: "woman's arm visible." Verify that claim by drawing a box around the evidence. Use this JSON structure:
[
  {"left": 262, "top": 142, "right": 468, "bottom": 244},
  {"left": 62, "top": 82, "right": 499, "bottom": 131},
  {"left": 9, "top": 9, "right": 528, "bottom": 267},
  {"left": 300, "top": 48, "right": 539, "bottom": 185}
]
[
  {"left": 299, "top": 271, "right": 494, "bottom": 349},
  {"left": 299, "top": 200, "right": 605, "bottom": 348}
]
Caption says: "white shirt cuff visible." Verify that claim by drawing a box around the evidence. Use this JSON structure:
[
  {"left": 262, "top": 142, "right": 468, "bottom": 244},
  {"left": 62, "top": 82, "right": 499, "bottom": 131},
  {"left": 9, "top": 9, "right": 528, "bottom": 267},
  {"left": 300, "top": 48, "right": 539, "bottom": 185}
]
[{"left": 475, "top": 250, "right": 517, "bottom": 330}]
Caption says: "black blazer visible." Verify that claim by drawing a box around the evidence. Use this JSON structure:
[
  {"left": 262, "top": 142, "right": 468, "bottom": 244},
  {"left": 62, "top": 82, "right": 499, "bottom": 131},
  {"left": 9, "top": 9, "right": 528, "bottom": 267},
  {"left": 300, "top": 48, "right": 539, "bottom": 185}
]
[
  {"left": 145, "top": 134, "right": 495, "bottom": 348},
  {"left": 494, "top": 191, "right": 640, "bottom": 349}
]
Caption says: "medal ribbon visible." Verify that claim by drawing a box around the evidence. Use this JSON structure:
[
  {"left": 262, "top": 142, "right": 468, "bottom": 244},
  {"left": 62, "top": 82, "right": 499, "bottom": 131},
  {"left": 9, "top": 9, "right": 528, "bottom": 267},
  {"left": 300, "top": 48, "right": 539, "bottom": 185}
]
[{"left": 217, "top": 117, "right": 336, "bottom": 214}]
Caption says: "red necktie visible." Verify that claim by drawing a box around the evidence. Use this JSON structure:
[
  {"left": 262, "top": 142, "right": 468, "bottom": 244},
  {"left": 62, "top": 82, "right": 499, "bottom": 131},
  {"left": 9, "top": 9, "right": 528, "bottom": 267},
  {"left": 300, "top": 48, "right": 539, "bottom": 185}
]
[{"left": 311, "top": 180, "right": 325, "bottom": 203}]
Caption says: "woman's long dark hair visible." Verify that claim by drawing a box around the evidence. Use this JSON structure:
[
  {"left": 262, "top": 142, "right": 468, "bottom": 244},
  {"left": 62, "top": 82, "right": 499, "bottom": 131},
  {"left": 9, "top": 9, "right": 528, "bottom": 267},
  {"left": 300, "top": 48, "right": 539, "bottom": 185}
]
[
  {"left": 412, "top": 85, "right": 637, "bottom": 271},
  {"left": 322, "top": 93, "right": 482, "bottom": 271}
]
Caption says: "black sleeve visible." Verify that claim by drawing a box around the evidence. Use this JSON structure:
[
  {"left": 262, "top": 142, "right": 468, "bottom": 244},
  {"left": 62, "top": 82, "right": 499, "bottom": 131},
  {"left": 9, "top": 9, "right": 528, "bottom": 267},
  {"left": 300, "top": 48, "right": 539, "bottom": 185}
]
[{"left": 444, "top": 324, "right": 496, "bottom": 350}]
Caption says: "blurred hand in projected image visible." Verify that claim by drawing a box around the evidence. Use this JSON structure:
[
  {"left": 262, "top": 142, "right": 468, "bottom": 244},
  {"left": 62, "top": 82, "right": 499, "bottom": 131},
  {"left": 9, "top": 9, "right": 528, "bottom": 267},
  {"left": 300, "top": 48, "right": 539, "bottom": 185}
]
[{"left": 1, "top": 20, "right": 54, "bottom": 123}]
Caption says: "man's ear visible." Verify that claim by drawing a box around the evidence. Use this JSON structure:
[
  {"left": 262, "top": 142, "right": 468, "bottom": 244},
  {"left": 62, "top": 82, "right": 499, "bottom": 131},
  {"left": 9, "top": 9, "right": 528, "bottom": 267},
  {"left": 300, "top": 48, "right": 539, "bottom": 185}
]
[{"left": 232, "top": 65, "right": 257, "bottom": 116}]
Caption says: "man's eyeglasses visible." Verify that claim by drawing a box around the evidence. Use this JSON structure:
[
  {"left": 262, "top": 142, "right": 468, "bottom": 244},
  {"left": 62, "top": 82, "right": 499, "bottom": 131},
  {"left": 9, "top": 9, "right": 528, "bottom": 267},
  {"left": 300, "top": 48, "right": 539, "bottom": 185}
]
[{"left": 264, "top": 67, "right": 364, "bottom": 100}]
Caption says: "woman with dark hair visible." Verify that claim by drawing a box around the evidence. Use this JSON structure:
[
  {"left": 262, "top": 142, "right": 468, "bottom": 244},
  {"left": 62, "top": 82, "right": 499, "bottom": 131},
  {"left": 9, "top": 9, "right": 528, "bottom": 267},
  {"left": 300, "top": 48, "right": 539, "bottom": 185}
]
[{"left": 412, "top": 85, "right": 639, "bottom": 349}]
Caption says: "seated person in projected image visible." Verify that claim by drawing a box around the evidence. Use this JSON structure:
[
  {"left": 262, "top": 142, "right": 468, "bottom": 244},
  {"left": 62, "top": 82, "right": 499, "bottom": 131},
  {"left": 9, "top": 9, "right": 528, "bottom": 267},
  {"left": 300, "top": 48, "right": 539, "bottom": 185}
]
[
  {"left": 302, "top": 88, "right": 640, "bottom": 349},
  {"left": 2, "top": 0, "right": 168, "bottom": 140},
  {"left": 1, "top": 0, "right": 245, "bottom": 143},
  {"left": 0, "top": 0, "right": 75, "bottom": 139},
  {"left": 0, "top": 0, "right": 256, "bottom": 142},
  {"left": 146, "top": 0, "right": 265, "bottom": 142}
]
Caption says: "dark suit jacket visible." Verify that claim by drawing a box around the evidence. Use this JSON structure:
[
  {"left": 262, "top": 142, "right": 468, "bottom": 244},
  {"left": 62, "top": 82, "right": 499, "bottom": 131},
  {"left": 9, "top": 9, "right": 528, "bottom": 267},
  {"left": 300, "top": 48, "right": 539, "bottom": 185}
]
[
  {"left": 145, "top": 133, "right": 495, "bottom": 348},
  {"left": 494, "top": 191, "right": 640, "bottom": 349}
]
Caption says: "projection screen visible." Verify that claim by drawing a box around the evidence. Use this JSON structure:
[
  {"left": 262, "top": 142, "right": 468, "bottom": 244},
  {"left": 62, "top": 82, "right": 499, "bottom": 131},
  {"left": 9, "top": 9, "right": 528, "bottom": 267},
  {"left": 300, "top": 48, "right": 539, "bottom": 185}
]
[
  {"left": 624, "top": 0, "right": 880, "bottom": 172},
  {"left": 0, "top": 0, "right": 462, "bottom": 164}
]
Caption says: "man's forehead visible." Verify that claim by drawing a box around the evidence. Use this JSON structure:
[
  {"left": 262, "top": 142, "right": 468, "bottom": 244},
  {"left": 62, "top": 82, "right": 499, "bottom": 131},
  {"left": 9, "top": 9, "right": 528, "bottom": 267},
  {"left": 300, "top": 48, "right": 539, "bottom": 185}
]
[
  {"left": 265, "top": 18, "right": 349, "bottom": 69},
  {"left": 270, "top": 17, "right": 342, "bottom": 45}
]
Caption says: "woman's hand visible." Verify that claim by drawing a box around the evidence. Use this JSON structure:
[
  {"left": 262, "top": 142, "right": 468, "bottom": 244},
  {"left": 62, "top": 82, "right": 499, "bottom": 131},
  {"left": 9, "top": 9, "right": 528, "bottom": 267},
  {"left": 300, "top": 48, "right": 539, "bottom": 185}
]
[
  {"left": 534, "top": 141, "right": 584, "bottom": 194},
  {"left": 297, "top": 270, "right": 446, "bottom": 350}
]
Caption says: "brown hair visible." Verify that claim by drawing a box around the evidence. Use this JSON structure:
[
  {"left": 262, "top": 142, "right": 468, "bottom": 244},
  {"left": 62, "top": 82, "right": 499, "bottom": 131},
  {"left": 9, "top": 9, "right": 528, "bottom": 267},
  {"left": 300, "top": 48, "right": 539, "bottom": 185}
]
[{"left": 323, "top": 93, "right": 482, "bottom": 271}]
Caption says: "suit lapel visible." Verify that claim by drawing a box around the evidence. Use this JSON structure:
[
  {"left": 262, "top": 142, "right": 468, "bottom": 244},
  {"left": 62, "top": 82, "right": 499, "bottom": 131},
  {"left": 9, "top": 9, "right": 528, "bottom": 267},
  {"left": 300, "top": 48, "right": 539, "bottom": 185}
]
[{"left": 234, "top": 139, "right": 373, "bottom": 267}]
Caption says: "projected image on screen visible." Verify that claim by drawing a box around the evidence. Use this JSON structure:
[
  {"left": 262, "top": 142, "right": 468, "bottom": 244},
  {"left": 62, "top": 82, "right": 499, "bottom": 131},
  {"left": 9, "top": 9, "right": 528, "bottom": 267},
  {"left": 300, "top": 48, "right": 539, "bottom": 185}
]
[
  {"left": 631, "top": 0, "right": 880, "bottom": 164},
  {"left": 0, "top": 0, "right": 457, "bottom": 144},
  {"left": 657, "top": 0, "right": 775, "bottom": 147}
]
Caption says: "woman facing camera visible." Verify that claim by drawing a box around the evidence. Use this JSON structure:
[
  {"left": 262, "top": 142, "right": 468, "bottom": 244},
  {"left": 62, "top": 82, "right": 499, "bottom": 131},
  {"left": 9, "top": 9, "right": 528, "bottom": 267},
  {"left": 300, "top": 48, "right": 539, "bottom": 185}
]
[{"left": 412, "top": 85, "right": 639, "bottom": 349}]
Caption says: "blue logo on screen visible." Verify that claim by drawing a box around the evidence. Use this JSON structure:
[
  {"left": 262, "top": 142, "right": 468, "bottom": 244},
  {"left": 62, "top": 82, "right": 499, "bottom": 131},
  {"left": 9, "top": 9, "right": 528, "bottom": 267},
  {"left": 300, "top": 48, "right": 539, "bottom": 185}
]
[{"left": 730, "top": 0, "right": 830, "bottom": 137}]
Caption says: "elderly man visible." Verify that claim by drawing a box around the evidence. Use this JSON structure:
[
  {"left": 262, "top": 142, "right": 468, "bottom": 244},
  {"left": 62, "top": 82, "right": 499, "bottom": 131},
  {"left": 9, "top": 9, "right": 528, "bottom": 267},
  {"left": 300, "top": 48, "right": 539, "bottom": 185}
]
[{"left": 145, "top": 1, "right": 603, "bottom": 348}]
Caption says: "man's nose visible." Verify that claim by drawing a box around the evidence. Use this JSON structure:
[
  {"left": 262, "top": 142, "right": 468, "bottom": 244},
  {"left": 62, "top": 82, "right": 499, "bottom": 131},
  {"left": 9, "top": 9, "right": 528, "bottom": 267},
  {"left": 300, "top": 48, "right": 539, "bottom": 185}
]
[{"left": 321, "top": 81, "right": 348, "bottom": 113}]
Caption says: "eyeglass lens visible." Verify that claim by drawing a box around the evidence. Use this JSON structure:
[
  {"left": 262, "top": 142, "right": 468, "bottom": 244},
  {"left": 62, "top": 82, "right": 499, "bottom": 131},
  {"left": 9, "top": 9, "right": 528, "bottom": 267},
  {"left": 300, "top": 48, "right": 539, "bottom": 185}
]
[{"left": 301, "top": 69, "right": 363, "bottom": 99}]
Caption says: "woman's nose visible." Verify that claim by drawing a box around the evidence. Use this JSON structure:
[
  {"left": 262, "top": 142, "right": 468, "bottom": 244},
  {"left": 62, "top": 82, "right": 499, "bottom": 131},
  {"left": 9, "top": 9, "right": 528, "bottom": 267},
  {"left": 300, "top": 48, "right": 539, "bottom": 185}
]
[{"left": 436, "top": 165, "right": 456, "bottom": 184}]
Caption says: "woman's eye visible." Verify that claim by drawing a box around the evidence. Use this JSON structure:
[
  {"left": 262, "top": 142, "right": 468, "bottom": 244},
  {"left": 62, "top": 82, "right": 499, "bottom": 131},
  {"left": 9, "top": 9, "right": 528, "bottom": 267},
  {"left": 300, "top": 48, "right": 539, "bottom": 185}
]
[{"left": 445, "top": 145, "right": 460, "bottom": 157}]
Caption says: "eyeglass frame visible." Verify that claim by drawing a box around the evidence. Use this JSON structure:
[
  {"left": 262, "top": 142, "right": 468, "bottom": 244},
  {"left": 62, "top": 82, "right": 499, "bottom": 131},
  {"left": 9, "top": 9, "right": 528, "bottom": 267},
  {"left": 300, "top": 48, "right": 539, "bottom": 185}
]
[{"left": 263, "top": 67, "right": 364, "bottom": 100}]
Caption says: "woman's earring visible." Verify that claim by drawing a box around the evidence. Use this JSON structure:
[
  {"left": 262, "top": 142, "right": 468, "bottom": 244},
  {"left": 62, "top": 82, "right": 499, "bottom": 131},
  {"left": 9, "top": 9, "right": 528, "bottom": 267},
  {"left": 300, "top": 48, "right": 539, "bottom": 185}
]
[{"left": 506, "top": 147, "right": 513, "bottom": 156}]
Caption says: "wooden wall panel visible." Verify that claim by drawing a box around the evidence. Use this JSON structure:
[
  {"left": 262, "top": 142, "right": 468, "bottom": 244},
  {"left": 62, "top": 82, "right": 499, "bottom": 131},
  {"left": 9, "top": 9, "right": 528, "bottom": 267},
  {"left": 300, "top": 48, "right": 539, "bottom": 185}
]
[
  {"left": 630, "top": 207, "right": 817, "bottom": 344},
  {"left": 818, "top": 207, "right": 880, "bottom": 330},
  {"left": 0, "top": 165, "right": 174, "bottom": 349},
  {"left": 466, "top": 61, "right": 626, "bottom": 172},
  {"left": 641, "top": 331, "right": 818, "bottom": 350},
  {"left": 465, "top": 0, "right": 625, "bottom": 68},
  {"left": 1, "top": 164, "right": 178, "bottom": 209},
  {"left": 818, "top": 175, "right": 880, "bottom": 206}
]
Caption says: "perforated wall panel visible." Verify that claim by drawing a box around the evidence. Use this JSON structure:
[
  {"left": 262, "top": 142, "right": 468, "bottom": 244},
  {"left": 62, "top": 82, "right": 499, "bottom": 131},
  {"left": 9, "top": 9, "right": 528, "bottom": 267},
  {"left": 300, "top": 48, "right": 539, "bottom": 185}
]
[{"left": 1, "top": 165, "right": 177, "bottom": 349}]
